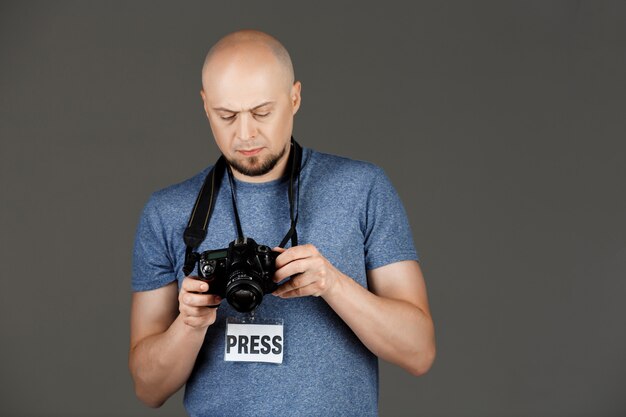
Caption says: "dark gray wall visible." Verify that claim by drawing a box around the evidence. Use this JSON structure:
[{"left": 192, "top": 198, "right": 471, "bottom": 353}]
[{"left": 1, "top": 1, "right": 624, "bottom": 416}]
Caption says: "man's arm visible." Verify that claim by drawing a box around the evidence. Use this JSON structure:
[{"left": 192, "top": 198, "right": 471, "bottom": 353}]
[
  {"left": 129, "top": 278, "right": 221, "bottom": 407},
  {"left": 272, "top": 245, "right": 435, "bottom": 376}
]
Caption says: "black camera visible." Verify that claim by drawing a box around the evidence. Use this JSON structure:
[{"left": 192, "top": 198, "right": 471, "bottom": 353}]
[{"left": 196, "top": 238, "right": 279, "bottom": 313}]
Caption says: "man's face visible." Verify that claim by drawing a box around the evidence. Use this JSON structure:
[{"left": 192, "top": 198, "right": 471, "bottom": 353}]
[{"left": 200, "top": 51, "right": 301, "bottom": 181}]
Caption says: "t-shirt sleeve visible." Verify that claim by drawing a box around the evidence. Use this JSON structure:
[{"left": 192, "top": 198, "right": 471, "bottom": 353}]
[
  {"left": 131, "top": 194, "right": 177, "bottom": 292},
  {"left": 363, "top": 167, "right": 419, "bottom": 270}
]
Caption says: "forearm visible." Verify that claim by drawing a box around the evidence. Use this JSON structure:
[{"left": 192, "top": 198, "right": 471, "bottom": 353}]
[
  {"left": 129, "top": 315, "right": 207, "bottom": 407},
  {"left": 322, "top": 274, "right": 436, "bottom": 376}
]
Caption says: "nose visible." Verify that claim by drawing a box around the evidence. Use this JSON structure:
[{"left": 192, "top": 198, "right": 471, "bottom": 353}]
[{"left": 236, "top": 113, "right": 257, "bottom": 140}]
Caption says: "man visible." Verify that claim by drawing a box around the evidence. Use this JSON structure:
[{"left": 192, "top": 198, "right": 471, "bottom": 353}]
[{"left": 130, "top": 30, "right": 435, "bottom": 417}]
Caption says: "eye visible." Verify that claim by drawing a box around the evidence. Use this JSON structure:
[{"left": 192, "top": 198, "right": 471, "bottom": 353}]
[
  {"left": 254, "top": 112, "right": 270, "bottom": 118},
  {"left": 220, "top": 114, "right": 236, "bottom": 121}
]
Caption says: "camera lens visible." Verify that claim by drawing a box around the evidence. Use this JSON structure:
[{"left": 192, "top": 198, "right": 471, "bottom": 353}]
[
  {"left": 231, "top": 289, "right": 256, "bottom": 310},
  {"left": 226, "top": 273, "right": 264, "bottom": 312}
]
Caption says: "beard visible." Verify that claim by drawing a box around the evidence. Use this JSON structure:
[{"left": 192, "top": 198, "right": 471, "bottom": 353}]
[{"left": 226, "top": 144, "right": 289, "bottom": 177}]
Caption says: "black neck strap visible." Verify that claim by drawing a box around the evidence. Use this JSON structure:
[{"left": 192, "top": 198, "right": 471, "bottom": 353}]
[
  {"left": 183, "top": 138, "right": 303, "bottom": 276},
  {"left": 225, "top": 166, "right": 245, "bottom": 241}
]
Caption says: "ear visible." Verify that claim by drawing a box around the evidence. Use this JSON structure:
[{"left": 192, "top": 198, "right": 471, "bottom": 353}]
[
  {"left": 290, "top": 81, "right": 302, "bottom": 115},
  {"left": 200, "top": 89, "right": 210, "bottom": 118}
]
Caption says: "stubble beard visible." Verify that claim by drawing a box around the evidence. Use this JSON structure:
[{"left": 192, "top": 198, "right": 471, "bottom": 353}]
[{"left": 227, "top": 143, "right": 289, "bottom": 177}]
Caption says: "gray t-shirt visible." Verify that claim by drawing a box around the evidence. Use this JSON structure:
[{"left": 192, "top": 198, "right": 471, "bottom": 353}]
[{"left": 132, "top": 147, "right": 419, "bottom": 417}]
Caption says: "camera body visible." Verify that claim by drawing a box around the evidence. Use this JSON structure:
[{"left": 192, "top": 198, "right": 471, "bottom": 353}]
[{"left": 196, "top": 238, "right": 279, "bottom": 312}]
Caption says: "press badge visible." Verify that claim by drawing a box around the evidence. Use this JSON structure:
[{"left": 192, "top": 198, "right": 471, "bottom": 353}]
[{"left": 224, "top": 317, "right": 284, "bottom": 364}]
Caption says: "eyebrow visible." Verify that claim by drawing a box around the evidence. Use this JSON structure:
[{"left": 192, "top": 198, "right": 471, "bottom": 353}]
[{"left": 212, "top": 101, "right": 275, "bottom": 113}]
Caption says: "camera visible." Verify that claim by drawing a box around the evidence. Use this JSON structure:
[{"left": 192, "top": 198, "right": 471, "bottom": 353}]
[{"left": 196, "top": 238, "right": 279, "bottom": 313}]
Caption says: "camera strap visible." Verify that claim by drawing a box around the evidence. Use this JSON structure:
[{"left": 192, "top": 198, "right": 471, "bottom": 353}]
[{"left": 183, "top": 138, "right": 303, "bottom": 276}]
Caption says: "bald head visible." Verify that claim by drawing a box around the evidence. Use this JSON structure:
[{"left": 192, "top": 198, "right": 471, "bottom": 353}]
[
  {"left": 198, "top": 29, "right": 302, "bottom": 182},
  {"left": 201, "top": 30, "right": 295, "bottom": 93}
]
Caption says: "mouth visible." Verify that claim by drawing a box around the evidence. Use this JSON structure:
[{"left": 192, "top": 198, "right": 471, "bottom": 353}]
[{"left": 238, "top": 148, "right": 263, "bottom": 157}]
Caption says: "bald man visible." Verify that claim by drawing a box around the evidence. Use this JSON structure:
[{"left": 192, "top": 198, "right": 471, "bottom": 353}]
[{"left": 130, "top": 30, "right": 435, "bottom": 417}]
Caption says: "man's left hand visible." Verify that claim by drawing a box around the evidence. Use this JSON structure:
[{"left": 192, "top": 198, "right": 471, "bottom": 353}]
[{"left": 272, "top": 244, "right": 342, "bottom": 298}]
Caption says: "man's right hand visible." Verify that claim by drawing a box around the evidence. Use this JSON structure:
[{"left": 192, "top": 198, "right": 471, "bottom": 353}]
[
  {"left": 179, "top": 276, "right": 222, "bottom": 329},
  {"left": 130, "top": 278, "right": 222, "bottom": 407}
]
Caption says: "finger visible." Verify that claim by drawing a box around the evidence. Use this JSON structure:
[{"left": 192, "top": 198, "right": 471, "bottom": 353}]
[
  {"left": 182, "top": 293, "right": 222, "bottom": 308},
  {"left": 273, "top": 272, "right": 314, "bottom": 297},
  {"left": 273, "top": 258, "right": 309, "bottom": 283},
  {"left": 183, "top": 312, "right": 218, "bottom": 328},
  {"left": 181, "top": 300, "right": 223, "bottom": 318},
  {"left": 182, "top": 276, "right": 209, "bottom": 293},
  {"left": 181, "top": 304, "right": 214, "bottom": 317},
  {"left": 272, "top": 247, "right": 287, "bottom": 253},
  {"left": 275, "top": 282, "right": 320, "bottom": 299},
  {"left": 275, "top": 244, "right": 318, "bottom": 268}
]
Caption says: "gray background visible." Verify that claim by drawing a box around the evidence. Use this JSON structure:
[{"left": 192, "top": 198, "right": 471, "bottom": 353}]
[{"left": 1, "top": 1, "right": 624, "bottom": 416}]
